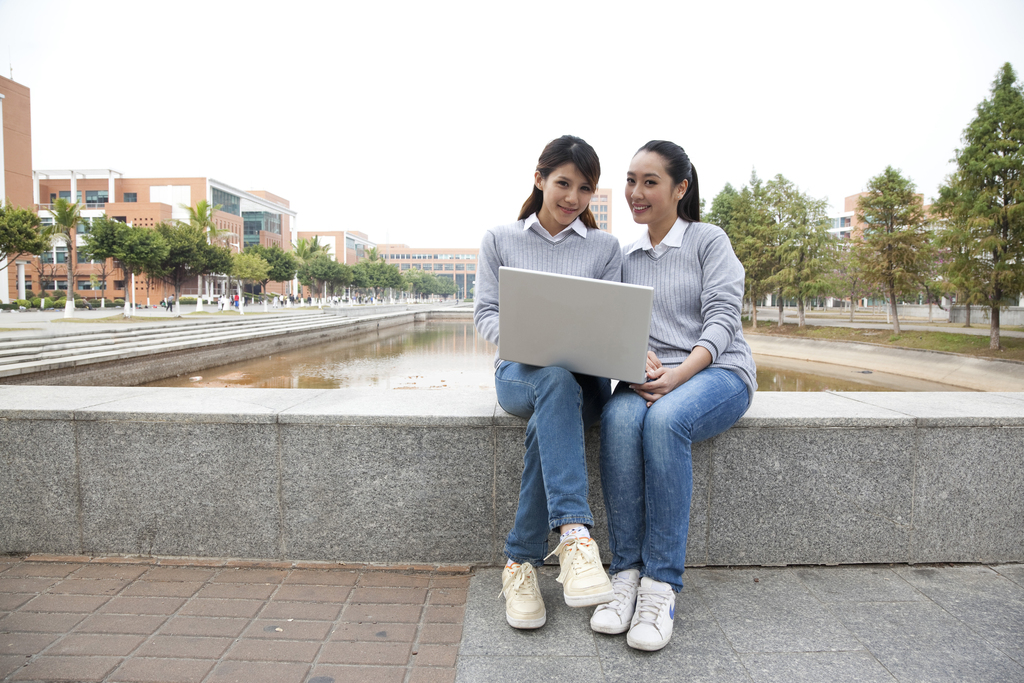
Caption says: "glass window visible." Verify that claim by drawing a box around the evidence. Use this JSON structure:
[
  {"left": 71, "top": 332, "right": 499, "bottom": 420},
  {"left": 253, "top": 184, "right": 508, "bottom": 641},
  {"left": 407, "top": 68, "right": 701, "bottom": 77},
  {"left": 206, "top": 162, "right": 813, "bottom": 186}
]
[
  {"left": 55, "top": 247, "right": 68, "bottom": 264},
  {"left": 123, "top": 192, "right": 137, "bottom": 203},
  {"left": 86, "top": 190, "right": 109, "bottom": 205},
  {"left": 444, "top": 264, "right": 453, "bottom": 271},
  {"left": 468, "top": 264, "right": 475, "bottom": 272},
  {"left": 455, "top": 264, "right": 464, "bottom": 271},
  {"left": 55, "top": 280, "right": 68, "bottom": 290},
  {"left": 114, "top": 280, "right": 125, "bottom": 290},
  {"left": 422, "top": 264, "right": 432, "bottom": 271},
  {"left": 212, "top": 188, "right": 241, "bottom": 216},
  {"left": 401, "top": 264, "right": 410, "bottom": 270},
  {"left": 78, "top": 281, "right": 93, "bottom": 290}
]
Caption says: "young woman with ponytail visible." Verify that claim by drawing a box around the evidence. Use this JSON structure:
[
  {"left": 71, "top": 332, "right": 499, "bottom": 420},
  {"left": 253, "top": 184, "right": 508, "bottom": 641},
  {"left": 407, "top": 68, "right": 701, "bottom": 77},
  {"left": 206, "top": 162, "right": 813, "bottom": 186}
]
[
  {"left": 590, "top": 140, "right": 757, "bottom": 651},
  {"left": 474, "top": 135, "right": 621, "bottom": 630}
]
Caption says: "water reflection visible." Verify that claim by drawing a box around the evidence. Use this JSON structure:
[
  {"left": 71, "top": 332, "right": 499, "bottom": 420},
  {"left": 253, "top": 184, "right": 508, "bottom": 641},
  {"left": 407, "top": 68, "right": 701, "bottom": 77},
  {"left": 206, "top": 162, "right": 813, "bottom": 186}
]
[{"left": 143, "top": 320, "right": 965, "bottom": 391}]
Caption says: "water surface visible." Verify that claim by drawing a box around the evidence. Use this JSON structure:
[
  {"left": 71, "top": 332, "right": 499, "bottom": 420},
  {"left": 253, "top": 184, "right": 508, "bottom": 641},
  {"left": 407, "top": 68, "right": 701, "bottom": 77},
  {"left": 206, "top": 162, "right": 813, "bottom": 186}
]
[{"left": 143, "top": 321, "right": 966, "bottom": 391}]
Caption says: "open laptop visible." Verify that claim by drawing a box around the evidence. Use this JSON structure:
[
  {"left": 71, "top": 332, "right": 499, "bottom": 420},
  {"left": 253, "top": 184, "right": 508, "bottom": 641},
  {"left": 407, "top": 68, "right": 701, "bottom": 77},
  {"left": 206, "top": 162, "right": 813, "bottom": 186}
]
[{"left": 498, "top": 266, "right": 654, "bottom": 384}]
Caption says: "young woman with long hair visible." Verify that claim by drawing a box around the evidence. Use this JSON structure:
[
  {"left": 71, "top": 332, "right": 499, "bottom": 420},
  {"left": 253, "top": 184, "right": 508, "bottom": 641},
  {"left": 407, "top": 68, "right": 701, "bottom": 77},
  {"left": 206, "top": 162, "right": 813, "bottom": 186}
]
[
  {"left": 590, "top": 140, "right": 757, "bottom": 651},
  {"left": 474, "top": 135, "right": 621, "bottom": 629}
]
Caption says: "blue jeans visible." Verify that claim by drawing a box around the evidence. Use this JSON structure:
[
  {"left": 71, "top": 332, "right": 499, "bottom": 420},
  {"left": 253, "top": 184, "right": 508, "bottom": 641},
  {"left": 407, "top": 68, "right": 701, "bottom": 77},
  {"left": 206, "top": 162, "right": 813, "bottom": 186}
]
[
  {"left": 495, "top": 361, "right": 611, "bottom": 566},
  {"left": 600, "top": 367, "right": 750, "bottom": 591}
]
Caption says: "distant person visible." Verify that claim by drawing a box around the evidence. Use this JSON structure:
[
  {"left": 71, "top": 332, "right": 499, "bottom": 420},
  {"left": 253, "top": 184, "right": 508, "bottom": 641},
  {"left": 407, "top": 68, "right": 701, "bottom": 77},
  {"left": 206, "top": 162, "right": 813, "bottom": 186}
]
[
  {"left": 474, "top": 135, "right": 621, "bottom": 631},
  {"left": 591, "top": 141, "right": 756, "bottom": 651}
]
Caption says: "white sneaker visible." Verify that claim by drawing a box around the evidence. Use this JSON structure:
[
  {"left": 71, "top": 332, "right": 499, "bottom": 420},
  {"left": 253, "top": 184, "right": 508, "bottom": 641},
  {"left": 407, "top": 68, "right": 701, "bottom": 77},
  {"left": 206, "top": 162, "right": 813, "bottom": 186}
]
[
  {"left": 544, "top": 536, "right": 614, "bottom": 607},
  {"left": 626, "top": 577, "right": 676, "bottom": 651},
  {"left": 500, "top": 563, "right": 545, "bottom": 629},
  {"left": 590, "top": 569, "right": 640, "bottom": 634}
]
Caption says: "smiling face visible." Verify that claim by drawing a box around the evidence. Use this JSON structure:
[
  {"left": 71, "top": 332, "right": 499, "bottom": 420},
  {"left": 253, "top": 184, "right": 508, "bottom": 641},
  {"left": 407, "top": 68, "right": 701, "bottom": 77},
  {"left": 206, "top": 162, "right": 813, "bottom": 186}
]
[
  {"left": 534, "top": 163, "right": 595, "bottom": 236},
  {"left": 625, "top": 150, "right": 688, "bottom": 240}
]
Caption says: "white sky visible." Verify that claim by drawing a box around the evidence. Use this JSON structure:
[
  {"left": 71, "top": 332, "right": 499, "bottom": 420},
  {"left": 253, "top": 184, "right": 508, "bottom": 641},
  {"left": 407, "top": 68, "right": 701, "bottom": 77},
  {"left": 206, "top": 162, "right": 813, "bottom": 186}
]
[{"left": 2, "top": 0, "right": 1023, "bottom": 249}]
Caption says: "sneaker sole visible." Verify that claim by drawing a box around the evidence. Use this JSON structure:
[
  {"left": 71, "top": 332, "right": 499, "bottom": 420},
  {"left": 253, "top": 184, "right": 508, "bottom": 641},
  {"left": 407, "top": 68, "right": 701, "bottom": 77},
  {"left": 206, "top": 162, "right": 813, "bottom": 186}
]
[
  {"left": 626, "top": 632, "right": 670, "bottom": 651},
  {"left": 506, "top": 612, "right": 546, "bottom": 629},
  {"left": 590, "top": 619, "right": 631, "bottom": 635},
  {"left": 564, "top": 588, "right": 615, "bottom": 607}
]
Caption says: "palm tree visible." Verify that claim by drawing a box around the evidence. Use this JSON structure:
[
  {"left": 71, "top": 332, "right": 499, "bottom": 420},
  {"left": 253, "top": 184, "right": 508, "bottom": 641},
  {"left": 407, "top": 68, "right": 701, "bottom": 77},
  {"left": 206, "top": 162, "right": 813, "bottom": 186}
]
[
  {"left": 46, "top": 198, "right": 83, "bottom": 318},
  {"left": 292, "top": 237, "right": 332, "bottom": 301},
  {"left": 180, "top": 200, "right": 231, "bottom": 309},
  {"left": 365, "top": 246, "right": 381, "bottom": 262}
]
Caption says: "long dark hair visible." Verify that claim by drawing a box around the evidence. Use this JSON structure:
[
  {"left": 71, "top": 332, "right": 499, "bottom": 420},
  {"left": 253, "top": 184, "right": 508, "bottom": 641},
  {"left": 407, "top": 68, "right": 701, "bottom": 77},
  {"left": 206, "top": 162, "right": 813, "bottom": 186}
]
[
  {"left": 635, "top": 140, "right": 700, "bottom": 222},
  {"left": 519, "top": 135, "right": 601, "bottom": 229}
]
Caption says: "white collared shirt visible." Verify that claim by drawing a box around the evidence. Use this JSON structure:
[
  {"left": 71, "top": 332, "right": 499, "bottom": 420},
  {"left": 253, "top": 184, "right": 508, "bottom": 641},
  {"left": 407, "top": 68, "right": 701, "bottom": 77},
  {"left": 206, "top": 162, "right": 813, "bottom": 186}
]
[
  {"left": 523, "top": 213, "right": 588, "bottom": 244},
  {"left": 625, "top": 217, "right": 689, "bottom": 256}
]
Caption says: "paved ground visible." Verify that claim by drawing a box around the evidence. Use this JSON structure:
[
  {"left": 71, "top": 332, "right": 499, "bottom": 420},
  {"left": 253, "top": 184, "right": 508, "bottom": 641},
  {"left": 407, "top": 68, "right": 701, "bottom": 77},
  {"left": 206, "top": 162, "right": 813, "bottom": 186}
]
[
  {"left": 0, "top": 555, "right": 469, "bottom": 683},
  {"left": 460, "top": 564, "right": 1024, "bottom": 683},
  {"left": 3, "top": 556, "right": 1022, "bottom": 683}
]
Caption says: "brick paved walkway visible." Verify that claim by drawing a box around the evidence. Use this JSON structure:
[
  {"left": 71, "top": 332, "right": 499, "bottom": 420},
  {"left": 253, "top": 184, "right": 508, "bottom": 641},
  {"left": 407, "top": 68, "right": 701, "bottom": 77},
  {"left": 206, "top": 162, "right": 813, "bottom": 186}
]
[{"left": 0, "top": 554, "right": 469, "bottom": 683}]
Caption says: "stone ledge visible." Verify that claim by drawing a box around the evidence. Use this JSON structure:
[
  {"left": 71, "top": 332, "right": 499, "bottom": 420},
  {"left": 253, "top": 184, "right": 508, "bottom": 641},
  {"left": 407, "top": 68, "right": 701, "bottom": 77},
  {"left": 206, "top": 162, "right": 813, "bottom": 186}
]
[{"left": 1, "top": 386, "right": 1021, "bottom": 566}]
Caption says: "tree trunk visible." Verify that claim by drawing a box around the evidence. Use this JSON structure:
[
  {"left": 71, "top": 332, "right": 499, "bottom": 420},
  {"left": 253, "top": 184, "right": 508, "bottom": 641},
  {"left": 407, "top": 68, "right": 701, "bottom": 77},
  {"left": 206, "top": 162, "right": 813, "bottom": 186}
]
[
  {"left": 751, "top": 295, "right": 758, "bottom": 329},
  {"left": 990, "top": 306, "right": 1001, "bottom": 350},
  {"left": 888, "top": 285, "right": 900, "bottom": 336},
  {"left": 797, "top": 298, "right": 806, "bottom": 328},
  {"left": 776, "top": 290, "right": 784, "bottom": 327},
  {"left": 965, "top": 303, "right": 971, "bottom": 328}
]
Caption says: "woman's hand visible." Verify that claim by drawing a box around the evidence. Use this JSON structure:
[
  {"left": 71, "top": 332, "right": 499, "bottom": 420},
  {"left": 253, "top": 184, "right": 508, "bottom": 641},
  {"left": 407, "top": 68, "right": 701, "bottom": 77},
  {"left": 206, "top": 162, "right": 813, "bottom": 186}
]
[{"left": 629, "top": 347, "right": 713, "bottom": 406}]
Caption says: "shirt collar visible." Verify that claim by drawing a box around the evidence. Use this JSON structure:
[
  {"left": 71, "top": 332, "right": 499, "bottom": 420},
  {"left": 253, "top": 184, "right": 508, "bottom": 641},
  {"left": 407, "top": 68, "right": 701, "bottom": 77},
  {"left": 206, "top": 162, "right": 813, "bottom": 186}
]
[
  {"left": 625, "top": 218, "right": 689, "bottom": 254},
  {"left": 523, "top": 213, "right": 588, "bottom": 240}
]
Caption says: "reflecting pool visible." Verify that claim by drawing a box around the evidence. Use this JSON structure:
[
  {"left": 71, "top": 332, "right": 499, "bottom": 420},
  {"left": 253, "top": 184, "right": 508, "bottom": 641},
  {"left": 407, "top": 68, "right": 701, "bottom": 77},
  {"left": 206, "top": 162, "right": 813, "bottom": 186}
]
[{"left": 142, "top": 320, "right": 968, "bottom": 392}]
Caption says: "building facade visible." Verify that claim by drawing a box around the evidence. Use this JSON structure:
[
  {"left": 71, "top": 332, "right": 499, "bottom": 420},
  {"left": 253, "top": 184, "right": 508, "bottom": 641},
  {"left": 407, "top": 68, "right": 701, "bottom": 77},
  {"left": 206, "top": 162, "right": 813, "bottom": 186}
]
[
  {"left": 13, "top": 170, "right": 297, "bottom": 302},
  {"left": 376, "top": 244, "right": 478, "bottom": 299},
  {"left": 589, "top": 188, "right": 612, "bottom": 234},
  {"left": 1, "top": 75, "right": 35, "bottom": 303}
]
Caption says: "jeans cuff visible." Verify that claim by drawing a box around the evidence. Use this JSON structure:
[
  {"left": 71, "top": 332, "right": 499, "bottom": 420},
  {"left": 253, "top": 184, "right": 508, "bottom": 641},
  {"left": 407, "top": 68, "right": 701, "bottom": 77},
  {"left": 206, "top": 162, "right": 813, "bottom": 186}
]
[{"left": 549, "top": 515, "right": 594, "bottom": 530}]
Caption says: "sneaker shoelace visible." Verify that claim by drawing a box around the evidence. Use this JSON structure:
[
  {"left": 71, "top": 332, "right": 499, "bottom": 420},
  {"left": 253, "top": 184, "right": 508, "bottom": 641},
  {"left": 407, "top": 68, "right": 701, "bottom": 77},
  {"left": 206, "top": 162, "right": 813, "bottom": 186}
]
[
  {"left": 544, "top": 536, "right": 598, "bottom": 584},
  {"left": 633, "top": 587, "right": 673, "bottom": 630},
  {"left": 499, "top": 562, "right": 538, "bottom": 598},
  {"left": 595, "top": 572, "right": 638, "bottom": 617}
]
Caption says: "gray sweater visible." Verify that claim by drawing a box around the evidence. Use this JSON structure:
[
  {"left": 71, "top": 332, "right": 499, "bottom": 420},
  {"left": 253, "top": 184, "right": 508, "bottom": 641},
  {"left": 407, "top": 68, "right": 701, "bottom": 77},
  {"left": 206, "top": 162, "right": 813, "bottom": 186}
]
[
  {"left": 474, "top": 221, "right": 623, "bottom": 366},
  {"left": 622, "top": 221, "right": 757, "bottom": 399}
]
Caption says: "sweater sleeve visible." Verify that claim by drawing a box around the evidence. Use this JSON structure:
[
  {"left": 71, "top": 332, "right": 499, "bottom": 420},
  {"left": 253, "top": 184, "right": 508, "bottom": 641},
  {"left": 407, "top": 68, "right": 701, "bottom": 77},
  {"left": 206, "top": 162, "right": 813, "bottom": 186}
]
[
  {"left": 599, "top": 238, "right": 623, "bottom": 282},
  {"left": 473, "top": 229, "right": 502, "bottom": 346},
  {"left": 696, "top": 231, "right": 745, "bottom": 362}
]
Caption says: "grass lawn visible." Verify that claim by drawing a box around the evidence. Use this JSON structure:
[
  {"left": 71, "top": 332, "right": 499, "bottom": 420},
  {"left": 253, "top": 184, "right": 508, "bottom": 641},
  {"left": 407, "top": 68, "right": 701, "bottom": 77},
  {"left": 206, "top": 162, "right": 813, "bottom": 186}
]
[{"left": 744, "top": 321, "right": 1024, "bottom": 362}]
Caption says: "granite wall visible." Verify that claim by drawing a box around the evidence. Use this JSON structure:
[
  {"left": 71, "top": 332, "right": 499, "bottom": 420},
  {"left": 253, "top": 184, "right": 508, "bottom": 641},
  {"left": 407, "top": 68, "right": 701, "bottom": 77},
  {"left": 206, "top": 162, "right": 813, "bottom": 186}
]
[{"left": 1, "top": 387, "right": 1021, "bottom": 566}]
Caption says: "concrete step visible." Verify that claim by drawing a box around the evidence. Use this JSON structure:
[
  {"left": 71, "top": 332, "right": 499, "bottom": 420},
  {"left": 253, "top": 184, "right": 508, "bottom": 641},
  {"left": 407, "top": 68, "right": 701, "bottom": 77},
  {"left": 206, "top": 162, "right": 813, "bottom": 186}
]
[{"left": 0, "top": 313, "right": 393, "bottom": 378}]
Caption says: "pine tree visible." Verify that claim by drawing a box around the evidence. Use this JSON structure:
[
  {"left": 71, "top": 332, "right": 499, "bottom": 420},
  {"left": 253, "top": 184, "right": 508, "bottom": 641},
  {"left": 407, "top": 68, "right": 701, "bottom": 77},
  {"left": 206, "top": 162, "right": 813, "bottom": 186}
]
[
  {"left": 855, "top": 166, "right": 933, "bottom": 336},
  {"left": 950, "top": 62, "right": 1024, "bottom": 350}
]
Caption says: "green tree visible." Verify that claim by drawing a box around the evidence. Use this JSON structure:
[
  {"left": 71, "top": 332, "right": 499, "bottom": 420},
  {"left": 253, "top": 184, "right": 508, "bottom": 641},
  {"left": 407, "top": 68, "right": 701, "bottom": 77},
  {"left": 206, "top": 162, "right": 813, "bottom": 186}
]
[
  {"left": 155, "top": 222, "right": 231, "bottom": 313},
  {"left": 120, "top": 226, "right": 169, "bottom": 315},
  {"left": 80, "top": 215, "right": 130, "bottom": 308},
  {"left": 855, "top": 166, "right": 933, "bottom": 336},
  {"left": 933, "top": 173, "right": 988, "bottom": 327},
  {"left": 705, "top": 183, "right": 741, "bottom": 234},
  {"left": 725, "top": 172, "right": 784, "bottom": 328},
  {"left": 245, "top": 244, "right": 299, "bottom": 296},
  {"left": 829, "top": 239, "right": 877, "bottom": 322},
  {"left": 365, "top": 246, "right": 382, "bottom": 262},
  {"left": 948, "top": 62, "right": 1024, "bottom": 349},
  {"left": 45, "top": 198, "right": 83, "bottom": 315},
  {"left": 768, "top": 177, "right": 837, "bottom": 327},
  {"left": 230, "top": 252, "right": 271, "bottom": 312},
  {"left": 297, "top": 252, "right": 351, "bottom": 299},
  {"left": 352, "top": 259, "right": 402, "bottom": 300},
  {"left": 0, "top": 201, "right": 48, "bottom": 274}
]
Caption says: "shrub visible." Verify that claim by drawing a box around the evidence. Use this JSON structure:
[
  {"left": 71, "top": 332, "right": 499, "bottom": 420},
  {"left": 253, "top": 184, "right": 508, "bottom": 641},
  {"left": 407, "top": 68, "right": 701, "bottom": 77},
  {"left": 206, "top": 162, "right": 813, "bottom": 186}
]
[
  {"left": 30, "top": 297, "right": 41, "bottom": 308},
  {"left": 178, "top": 296, "right": 197, "bottom": 304},
  {"left": 113, "top": 299, "right": 125, "bottom": 306},
  {"left": 17, "top": 299, "right": 30, "bottom": 308}
]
